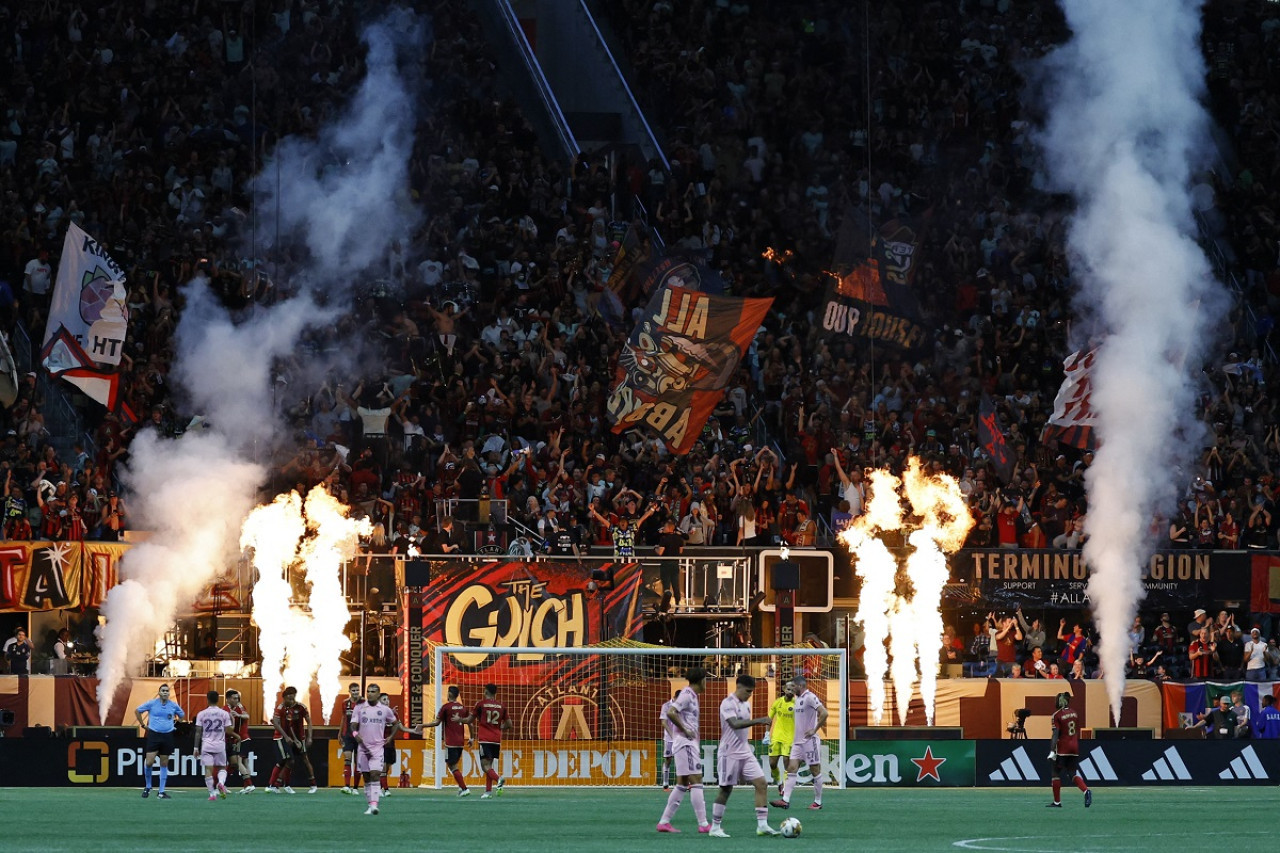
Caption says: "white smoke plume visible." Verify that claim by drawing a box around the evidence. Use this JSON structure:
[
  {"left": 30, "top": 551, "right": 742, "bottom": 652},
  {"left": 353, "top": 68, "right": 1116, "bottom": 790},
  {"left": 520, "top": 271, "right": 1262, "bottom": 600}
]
[
  {"left": 96, "top": 9, "right": 426, "bottom": 720},
  {"left": 1036, "top": 0, "right": 1228, "bottom": 718}
]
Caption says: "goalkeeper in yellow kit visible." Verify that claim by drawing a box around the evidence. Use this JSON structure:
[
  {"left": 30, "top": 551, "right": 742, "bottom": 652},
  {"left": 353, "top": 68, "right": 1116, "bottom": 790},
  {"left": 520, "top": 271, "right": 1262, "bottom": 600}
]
[{"left": 763, "top": 679, "right": 795, "bottom": 789}]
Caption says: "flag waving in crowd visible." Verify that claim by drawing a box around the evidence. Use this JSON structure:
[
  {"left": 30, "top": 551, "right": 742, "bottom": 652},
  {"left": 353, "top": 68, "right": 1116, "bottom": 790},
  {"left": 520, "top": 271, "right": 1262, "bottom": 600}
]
[
  {"left": 607, "top": 286, "right": 772, "bottom": 455},
  {"left": 40, "top": 223, "right": 131, "bottom": 415}
]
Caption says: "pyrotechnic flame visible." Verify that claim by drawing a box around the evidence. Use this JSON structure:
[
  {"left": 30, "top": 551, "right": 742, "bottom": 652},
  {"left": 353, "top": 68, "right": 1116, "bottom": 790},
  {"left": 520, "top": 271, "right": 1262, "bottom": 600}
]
[
  {"left": 241, "top": 486, "right": 370, "bottom": 720},
  {"left": 840, "top": 458, "right": 973, "bottom": 725}
]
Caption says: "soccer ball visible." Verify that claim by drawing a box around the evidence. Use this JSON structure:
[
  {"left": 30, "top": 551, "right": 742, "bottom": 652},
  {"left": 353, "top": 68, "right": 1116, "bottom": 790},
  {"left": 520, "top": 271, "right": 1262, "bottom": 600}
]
[{"left": 780, "top": 817, "right": 803, "bottom": 838}]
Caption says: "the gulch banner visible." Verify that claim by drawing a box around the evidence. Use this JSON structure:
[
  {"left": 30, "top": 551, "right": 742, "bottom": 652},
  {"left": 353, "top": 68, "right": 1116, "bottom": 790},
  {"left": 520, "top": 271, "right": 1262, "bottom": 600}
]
[
  {"left": 607, "top": 286, "right": 772, "bottom": 454},
  {"left": 0, "top": 541, "right": 126, "bottom": 612}
]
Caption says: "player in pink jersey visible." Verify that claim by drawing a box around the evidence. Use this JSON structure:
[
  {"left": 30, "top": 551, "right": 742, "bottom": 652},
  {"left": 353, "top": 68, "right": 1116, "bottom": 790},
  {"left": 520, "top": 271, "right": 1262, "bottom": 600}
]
[
  {"left": 353, "top": 683, "right": 421, "bottom": 815},
  {"left": 656, "top": 667, "right": 710, "bottom": 834},
  {"left": 709, "top": 674, "right": 781, "bottom": 837},
  {"left": 771, "top": 674, "right": 828, "bottom": 811},
  {"left": 659, "top": 691, "right": 679, "bottom": 790},
  {"left": 193, "top": 690, "right": 235, "bottom": 802}
]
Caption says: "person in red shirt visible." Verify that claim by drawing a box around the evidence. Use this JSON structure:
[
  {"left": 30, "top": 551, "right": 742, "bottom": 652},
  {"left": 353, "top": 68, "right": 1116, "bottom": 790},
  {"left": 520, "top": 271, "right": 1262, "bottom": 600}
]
[
  {"left": 468, "top": 683, "right": 511, "bottom": 798},
  {"left": 225, "top": 689, "right": 255, "bottom": 792},
  {"left": 424, "top": 685, "right": 473, "bottom": 796},
  {"left": 268, "top": 686, "right": 317, "bottom": 794},
  {"left": 339, "top": 682, "right": 364, "bottom": 794},
  {"left": 1048, "top": 691, "right": 1091, "bottom": 808}
]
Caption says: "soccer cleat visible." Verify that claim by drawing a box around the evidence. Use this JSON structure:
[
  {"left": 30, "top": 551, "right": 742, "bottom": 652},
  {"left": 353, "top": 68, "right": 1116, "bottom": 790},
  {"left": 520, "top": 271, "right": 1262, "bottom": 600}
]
[
  {"left": 241, "top": 785, "right": 256, "bottom": 794},
  {"left": 364, "top": 806, "right": 379, "bottom": 816},
  {"left": 382, "top": 789, "right": 391, "bottom": 797},
  {"left": 655, "top": 823, "right": 681, "bottom": 833},
  {"left": 457, "top": 788, "right": 471, "bottom": 798},
  {"left": 266, "top": 786, "right": 279, "bottom": 794},
  {"left": 808, "top": 802, "right": 823, "bottom": 810},
  {"left": 218, "top": 785, "right": 228, "bottom": 800},
  {"left": 698, "top": 824, "right": 712, "bottom": 834},
  {"left": 341, "top": 786, "right": 353, "bottom": 795},
  {"left": 141, "top": 789, "right": 150, "bottom": 798},
  {"left": 1084, "top": 790, "right": 1093, "bottom": 808},
  {"left": 157, "top": 793, "right": 171, "bottom": 800},
  {"left": 770, "top": 798, "right": 789, "bottom": 809},
  {"left": 709, "top": 826, "right": 731, "bottom": 838},
  {"left": 208, "top": 794, "right": 218, "bottom": 802},
  {"left": 283, "top": 786, "right": 296, "bottom": 795},
  {"left": 663, "top": 785, "right": 670, "bottom": 791},
  {"left": 481, "top": 792, "right": 492, "bottom": 799},
  {"left": 757, "top": 825, "right": 782, "bottom": 837},
  {"left": 1046, "top": 802, "right": 1063, "bottom": 808},
  {"left": 307, "top": 786, "right": 318, "bottom": 794}
]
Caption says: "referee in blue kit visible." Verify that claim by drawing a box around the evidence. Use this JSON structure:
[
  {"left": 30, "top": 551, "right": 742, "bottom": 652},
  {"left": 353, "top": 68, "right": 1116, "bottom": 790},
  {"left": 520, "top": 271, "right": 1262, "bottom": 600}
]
[{"left": 135, "top": 683, "right": 185, "bottom": 798}]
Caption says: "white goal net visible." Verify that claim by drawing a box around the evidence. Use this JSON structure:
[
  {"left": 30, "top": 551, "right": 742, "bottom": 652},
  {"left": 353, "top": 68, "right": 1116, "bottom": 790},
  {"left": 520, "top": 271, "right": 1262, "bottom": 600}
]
[{"left": 418, "top": 642, "right": 847, "bottom": 789}]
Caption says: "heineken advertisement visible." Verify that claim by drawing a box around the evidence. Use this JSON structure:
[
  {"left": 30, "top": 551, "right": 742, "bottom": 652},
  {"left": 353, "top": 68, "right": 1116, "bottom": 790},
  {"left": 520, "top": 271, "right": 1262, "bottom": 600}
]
[{"left": 842, "top": 740, "right": 975, "bottom": 787}]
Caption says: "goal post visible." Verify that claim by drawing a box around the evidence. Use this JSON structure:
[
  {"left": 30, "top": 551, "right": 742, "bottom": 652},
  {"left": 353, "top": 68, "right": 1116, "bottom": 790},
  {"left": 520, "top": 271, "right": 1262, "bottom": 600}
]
[{"left": 425, "top": 643, "right": 847, "bottom": 789}]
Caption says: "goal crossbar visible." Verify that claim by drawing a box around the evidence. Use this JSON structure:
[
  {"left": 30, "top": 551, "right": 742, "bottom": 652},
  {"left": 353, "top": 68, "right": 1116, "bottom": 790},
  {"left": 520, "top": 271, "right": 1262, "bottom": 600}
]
[{"left": 427, "top": 645, "right": 847, "bottom": 789}]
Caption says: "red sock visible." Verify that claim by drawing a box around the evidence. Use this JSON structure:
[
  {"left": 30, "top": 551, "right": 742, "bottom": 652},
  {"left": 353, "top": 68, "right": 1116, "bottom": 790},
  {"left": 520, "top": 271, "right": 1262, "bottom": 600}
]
[
  {"left": 380, "top": 775, "right": 388, "bottom": 792},
  {"left": 487, "top": 768, "right": 500, "bottom": 782},
  {"left": 1074, "top": 775, "right": 1089, "bottom": 793},
  {"left": 1052, "top": 779, "right": 1061, "bottom": 802},
  {"left": 452, "top": 769, "right": 467, "bottom": 790},
  {"left": 269, "top": 766, "right": 281, "bottom": 787},
  {"left": 485, "top": 774, "right": 492, "bottom": 793},
  {"left": 343, "top": 765, "right": 351, "bottom": 787}
]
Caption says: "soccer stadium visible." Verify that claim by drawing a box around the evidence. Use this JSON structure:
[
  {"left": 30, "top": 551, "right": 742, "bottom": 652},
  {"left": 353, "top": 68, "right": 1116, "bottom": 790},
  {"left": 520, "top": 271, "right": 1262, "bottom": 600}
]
[{"left": 0, "top": 0, "right": 1278, "bottom": 849}]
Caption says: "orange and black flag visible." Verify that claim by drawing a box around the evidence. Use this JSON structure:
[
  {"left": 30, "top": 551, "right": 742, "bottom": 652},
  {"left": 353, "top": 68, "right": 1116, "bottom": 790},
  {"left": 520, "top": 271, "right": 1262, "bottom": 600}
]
[{"left": 606, "top": 285, "right": 773, "bottom": 455}]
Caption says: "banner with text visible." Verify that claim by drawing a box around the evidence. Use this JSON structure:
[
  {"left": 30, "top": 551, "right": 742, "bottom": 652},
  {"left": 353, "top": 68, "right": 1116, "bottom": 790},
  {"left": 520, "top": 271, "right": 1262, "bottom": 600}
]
[
  {"left": 43, "top": 223, "right": 129, "bottom": 367},
  {"left": 961, "top": 548, "right": 1252, "bottom": 610},
  {"left": 0, "top": 540, "right": 126, "bottom": 612},
  {"left": 607, "top": 286, "right": 772, "bottom": 454}
]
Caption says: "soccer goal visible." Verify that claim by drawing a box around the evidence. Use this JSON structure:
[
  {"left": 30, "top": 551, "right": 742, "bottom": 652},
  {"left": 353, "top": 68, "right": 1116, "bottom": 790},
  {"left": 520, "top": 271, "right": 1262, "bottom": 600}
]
[{"left": 424, "top": 642, "right": 847, "bottom": 789}]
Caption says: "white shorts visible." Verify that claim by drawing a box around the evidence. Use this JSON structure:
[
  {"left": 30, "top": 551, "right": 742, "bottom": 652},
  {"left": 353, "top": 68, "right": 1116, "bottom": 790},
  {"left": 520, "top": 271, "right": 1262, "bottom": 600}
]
[
  {"left": 200, "top": 748, "right": 227, "bottom": 768},
  {"left": 717, "top": 754, "right": 764, "bottom": 787},
  {"left": 673, "top": 743, "right": 701, "bottom": 778},
  {"left": 789, "top": 736, "right": 820, "bottom": 766},
  {"left": 356, "top": 745, "right": 385, "bottom": 776}
]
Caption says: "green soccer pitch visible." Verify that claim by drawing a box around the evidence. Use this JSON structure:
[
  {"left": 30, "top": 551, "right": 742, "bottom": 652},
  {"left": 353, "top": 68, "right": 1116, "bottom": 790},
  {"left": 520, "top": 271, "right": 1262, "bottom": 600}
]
[{"left": 1, "top": 786, "right": 1258, "bottom": 852}]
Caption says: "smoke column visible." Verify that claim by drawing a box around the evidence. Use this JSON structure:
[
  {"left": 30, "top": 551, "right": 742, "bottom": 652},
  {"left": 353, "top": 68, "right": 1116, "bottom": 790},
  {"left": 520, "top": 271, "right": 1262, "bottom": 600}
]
[
  {"left": 1036, "top": 0, "right": 1227, "bottom": 717},
  {"left": 96, "top": 10, "right": 426, "bottom": 720}
]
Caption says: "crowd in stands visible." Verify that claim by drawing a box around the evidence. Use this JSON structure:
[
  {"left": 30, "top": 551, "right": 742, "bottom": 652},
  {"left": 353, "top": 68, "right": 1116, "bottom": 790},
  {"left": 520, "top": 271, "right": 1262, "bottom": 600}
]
[{"left": 0, "top": 1, "right": 1279, "bottom": 666}]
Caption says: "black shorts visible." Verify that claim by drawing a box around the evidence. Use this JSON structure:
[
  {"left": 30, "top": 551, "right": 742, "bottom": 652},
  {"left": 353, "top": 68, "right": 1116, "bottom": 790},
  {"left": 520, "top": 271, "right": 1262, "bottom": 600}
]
[
  {"left": 445, "top": 746, "right": 464, "bottom": 766},
  {"left": 341, "top": 735, "right": 359, "bottom": 754},
  {"left": 480, "top": 742, "right": 501, "bottom": 761},
  {"left": 1054, "top": 754, "right": 1080, "bottom": 779},
  {"left": 145, "top": 730, "right": 176, "bottom": 756},
  {"left": 274, "top": 738, "right": 296, "bottom": 762},
  {"left": 230, "top": 738, "right": 248, "bottom": 757},
  {"left": 383, "top": 743, "right": 395, "bottom": 768}
]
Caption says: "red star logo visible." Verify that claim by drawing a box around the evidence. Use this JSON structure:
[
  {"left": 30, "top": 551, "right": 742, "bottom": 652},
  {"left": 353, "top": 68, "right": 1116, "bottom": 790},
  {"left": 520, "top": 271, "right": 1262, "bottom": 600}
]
[{"left": 910, "top": 745, "right": 947, "bottom": 782}]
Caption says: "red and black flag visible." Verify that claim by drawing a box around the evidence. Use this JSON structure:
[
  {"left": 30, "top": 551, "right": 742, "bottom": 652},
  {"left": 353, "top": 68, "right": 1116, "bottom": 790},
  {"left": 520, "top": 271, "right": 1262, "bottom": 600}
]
[
  {"left": 606, "top": 286, "right": 772, "bottom": 455},
  {"left": 1040, "top": 350, "right": 1098, "bottom": 451},
  {"left": 978, "top": 393, "right": 1018, "bottom": 484}
]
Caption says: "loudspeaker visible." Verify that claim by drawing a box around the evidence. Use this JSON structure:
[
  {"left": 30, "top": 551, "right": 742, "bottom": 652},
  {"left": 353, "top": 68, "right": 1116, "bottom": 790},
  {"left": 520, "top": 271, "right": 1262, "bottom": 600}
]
[{"left": 771, "top": 560, "right": 799, "bottom": 590}]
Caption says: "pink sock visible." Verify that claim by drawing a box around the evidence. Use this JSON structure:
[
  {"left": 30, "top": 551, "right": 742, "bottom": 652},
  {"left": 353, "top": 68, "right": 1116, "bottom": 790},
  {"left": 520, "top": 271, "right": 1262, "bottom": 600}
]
[
  {"left": 711, "top": 802, "right": 726, "bottom": 826},
  {"left": 690, "top": 783, "right": 707, "bottom": 826},
  {"left": 660, "top": 784, "right": 687, "bottom": 824},
  {"left": 813, "top": 776, "right": 823, "bottom": 805},
  {"left": 782, "top": 772, "right": 798, "bottom": 803}
]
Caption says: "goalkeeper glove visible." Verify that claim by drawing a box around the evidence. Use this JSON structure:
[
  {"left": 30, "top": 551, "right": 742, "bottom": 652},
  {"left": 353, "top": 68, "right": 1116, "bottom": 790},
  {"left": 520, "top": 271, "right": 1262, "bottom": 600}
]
[
  {"left": 1047, "top": 750, "right": 1056, "bottom": 760},
  {"left": 762, "top": 733, "right": 771, "bottom": 746}
]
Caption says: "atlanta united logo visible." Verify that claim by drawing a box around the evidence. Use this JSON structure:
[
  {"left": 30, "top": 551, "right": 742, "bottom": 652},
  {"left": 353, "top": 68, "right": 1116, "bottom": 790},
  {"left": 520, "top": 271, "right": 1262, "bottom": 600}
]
[{"left": 520, "top": 682, "right": 629, "bottom": 741}]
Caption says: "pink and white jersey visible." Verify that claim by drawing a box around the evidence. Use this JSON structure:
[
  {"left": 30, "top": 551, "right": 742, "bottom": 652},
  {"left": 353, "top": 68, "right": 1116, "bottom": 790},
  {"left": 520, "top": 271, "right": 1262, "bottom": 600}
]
[
  {"left": 718, "top": 695, "right": 756, "bottom": 759},
  {"left": 669, "top": 686, "right": 700, "bottom": 749},
  {"left": 195, "top": 706, "right": 233, "bottom": 751},
  {"left": 660, "top": 699, "right": 675, "bottom": 744},
  {"left": 353, "top": 701, "right": 398, "bottom": 752},
  {"left": 794, "top": 690, "right": 822, "bottom": 738}
]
